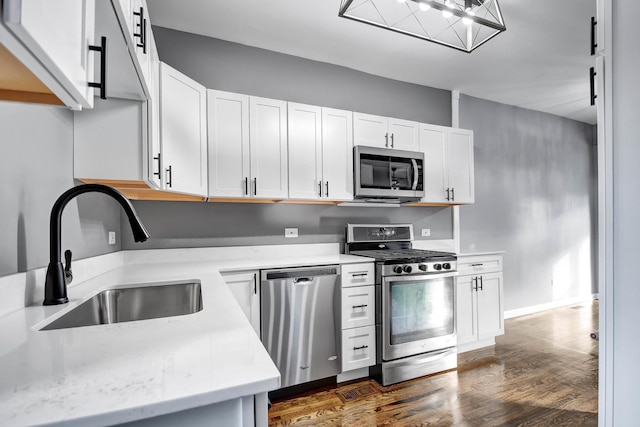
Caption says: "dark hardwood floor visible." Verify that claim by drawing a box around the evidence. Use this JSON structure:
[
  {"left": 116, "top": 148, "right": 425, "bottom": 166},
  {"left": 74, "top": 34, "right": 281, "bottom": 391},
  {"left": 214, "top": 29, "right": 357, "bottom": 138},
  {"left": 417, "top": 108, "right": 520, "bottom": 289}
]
[{"left": 268, "top": 301, "right": 599, "bottom": 426}]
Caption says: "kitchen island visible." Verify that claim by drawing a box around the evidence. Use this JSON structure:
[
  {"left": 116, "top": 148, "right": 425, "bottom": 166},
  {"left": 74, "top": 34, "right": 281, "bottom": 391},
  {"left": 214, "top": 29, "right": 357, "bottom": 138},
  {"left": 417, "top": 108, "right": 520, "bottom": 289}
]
[{"left": 0, "top": 245, "right": 369, "bottom": 426}]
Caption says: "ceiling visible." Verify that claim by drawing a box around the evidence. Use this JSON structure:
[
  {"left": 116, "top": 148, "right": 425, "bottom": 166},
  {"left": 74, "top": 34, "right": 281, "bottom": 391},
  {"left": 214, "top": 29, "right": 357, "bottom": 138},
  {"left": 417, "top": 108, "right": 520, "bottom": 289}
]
[{"left": 147, "top": 0, "right": 597, "bottom": 124}]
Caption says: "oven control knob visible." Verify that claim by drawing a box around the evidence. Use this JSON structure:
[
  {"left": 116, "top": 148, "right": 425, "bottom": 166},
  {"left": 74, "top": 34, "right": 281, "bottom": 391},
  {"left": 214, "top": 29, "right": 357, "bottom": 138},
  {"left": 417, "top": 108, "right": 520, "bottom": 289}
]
[
  {"left": 403, "top": 265, "right": 413, "bottom": 273},
  {"left": 393, "top": 265, "right": 404, "bottom": 274},
  {"left": 433, "top": 263, "right": 442, "bottom": 271},
  {"left": 442, "top": 263, "right": 451, "bottom": 270},
  {"left": 418, "top": 264, "right": 427, "bottom": 271}
]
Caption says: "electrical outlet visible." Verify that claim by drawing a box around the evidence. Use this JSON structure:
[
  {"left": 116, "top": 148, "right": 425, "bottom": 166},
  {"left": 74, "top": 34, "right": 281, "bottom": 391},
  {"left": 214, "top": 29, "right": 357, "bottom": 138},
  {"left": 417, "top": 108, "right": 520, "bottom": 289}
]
[
  {"left": 108, "top": 231, "right": 116, "bottom": 245},
  {"left": 421, "top": 228, "right": 431, "bottom": 237},
  {"left": 285, "top": 228, "right": 298, "bottom": 238}
]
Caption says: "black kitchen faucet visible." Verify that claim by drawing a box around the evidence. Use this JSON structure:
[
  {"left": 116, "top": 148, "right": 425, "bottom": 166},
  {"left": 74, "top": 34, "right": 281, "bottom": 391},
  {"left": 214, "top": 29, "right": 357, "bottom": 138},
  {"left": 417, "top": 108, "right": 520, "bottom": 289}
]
[{"left": 43, "top": 184, "right": 150, "bottom": 305}]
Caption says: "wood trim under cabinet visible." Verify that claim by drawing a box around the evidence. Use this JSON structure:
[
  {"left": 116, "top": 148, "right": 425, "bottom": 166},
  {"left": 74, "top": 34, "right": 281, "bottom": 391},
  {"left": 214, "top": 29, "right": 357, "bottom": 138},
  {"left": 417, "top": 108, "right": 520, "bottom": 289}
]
[
  {"left": 0, "top": 44, "right": 64, "bottom": 106},
  {"left": 77, "top": 179, "right": 206, "bottom": 202}
]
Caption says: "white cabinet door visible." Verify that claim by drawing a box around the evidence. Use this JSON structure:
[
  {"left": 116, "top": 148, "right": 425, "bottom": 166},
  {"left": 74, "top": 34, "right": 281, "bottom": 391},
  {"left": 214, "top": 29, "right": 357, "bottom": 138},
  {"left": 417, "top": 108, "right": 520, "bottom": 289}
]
[
  {"left": 341, "top": 325, "right": 376, "bottom": 372},
  {"left": 448, "top": 129, "right": 475, "bottom": 204},
  {"left": 3, "top": 0, "right": 96, "bottom": 109},
  {"left": 288, "top": 103, "right": 323, "bottom": 200},
  {"left": 353, "top": 112, "right": 388, "bottom": 148},
  {"left": 420, "top": 125, "right": 474, "bottom": 204},
  {"left": 322, "top": 108, "right": 354, "bottom": 201},
  {"left": 388, "top": 118, "right": 419, "bottom": 151},
  {"left": 208, "top": 90, "right": 250, "bottom": 198},
  {"left": 250, "top": 97, "right": 288, "bottom": 199},
  {"left": 159, "top": 62, "right": 208, "bottom": 196},
  {"left": 420, "top": 124, "right": 448, "bottom": 203},
  {"left": 455, "top": 275, "right": 478, "bottom": 346},
  {"left": 222, "top": 271, "right": 260, "bottom": 336},
  {"left": 476, "top": 272, "right": 504, "bottom": 340}
]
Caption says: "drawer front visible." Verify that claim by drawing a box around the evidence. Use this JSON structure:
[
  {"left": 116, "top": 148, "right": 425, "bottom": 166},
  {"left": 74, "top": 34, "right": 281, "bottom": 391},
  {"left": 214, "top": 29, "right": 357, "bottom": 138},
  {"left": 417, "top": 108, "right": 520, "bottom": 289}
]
[
  {"left": 341, "top": 263, "right": 375, "bottom": 287},
  {"left": 341, "top": 286, "right": 375, "bottom": 329},
  {"left": 457, "top": 255, "right": 502, "bottom": 275},
  {"left": 341, "top": 325, "right": 376, "bottom": 372}
]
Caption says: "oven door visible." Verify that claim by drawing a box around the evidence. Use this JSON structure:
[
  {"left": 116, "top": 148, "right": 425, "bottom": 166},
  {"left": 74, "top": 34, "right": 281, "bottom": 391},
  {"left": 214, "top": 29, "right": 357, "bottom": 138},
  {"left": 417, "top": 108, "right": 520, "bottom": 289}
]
[{"left": 381, "top": 272, "right": 457, "bottom": 361}]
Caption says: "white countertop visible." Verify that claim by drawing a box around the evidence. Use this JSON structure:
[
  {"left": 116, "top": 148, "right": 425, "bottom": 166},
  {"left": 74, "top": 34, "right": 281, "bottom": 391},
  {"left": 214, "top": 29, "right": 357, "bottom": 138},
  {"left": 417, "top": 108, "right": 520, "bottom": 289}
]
[{"left": 0, "top": 248, "right": 370, "bottom": 426}]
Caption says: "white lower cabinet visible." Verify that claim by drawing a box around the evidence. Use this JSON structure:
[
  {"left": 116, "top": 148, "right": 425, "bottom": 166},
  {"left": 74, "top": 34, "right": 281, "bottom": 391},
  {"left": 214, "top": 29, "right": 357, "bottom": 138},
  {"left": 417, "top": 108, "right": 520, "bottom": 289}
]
[
  {"left": 221, "top": 271, "right": 260, "bottom": 336},
  {"left": 339, "top": 263, "right": 376, "bottom": 373},
  {"left": 456, "top": 254, "right": 504, "bottom": 351},
  {"left": 341, "top": 326, "right": 376, "bottom": 372}
]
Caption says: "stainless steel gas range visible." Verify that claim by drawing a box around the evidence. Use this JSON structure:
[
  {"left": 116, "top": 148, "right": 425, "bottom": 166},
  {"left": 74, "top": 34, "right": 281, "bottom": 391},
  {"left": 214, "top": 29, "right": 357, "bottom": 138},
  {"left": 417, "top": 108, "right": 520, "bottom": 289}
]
[{"left": 346, "top": 224, "right": 458, "bottom": 386}]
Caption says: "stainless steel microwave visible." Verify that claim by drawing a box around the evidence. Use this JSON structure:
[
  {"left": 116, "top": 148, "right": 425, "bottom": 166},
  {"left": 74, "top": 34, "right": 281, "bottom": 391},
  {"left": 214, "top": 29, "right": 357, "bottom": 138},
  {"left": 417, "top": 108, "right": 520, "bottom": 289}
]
[{"left": 354, "top": 146, "right": 424, "bottom": 202}]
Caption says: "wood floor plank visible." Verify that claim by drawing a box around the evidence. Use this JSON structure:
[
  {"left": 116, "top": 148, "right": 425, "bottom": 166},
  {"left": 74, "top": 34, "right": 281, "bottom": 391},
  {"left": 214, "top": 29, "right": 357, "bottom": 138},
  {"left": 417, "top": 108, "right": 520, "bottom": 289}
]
[{"left": 268, "top": 301, "right": 598, "bottom": 426}]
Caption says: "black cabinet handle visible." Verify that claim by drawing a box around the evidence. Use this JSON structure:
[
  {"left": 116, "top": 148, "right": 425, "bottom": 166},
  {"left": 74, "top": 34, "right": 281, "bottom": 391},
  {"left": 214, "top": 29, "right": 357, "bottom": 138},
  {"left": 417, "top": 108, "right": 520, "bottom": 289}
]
[
  {"left": 353, "top": 345, "right": 369, "bottom": 351},
  {"left": 253, "top": 177, "right": 257, "bottom": 196},
  {"left": 319, "top": 181, "right": 322, "bottom": 197},
  {"left": 446, "top": 188, "right": 450, "bottom": 201},
  {"left": 390, "top": 133, "right": 394, "bottom": 148},
  {"left": 133, "top": 7, "right": 147, "bottom": 54},
  {"left": 385, "top": 132, "right": 389, "bottom": 147},
  {"left": 352, "top": 304, "right": 368, "bottom": 309},
  {"left": 590, "top": 17, "right": 597, "bottom": 56},
  {"left": 451, "top": 187, "right": 455, "bottom": 201},
  {"left": 244, "top": 177, "right": 249, "bottom": 195},
  {"left": 88, "top": 36, "right": 107, "bottom": 99},
  {"left": 325, "top": 181, "right": 329, "bottom": 198},
  {"left": 472, "top": 277, "right": 477, "bottom": 291},
  {"left": 479, "top": 276, "right": 484, "bottom": 291},
  {"left": 166, "top": 165, "right": 173, "bottom": 188},
  {"left": 590, "top": 67, "right": 597, "bottom": 106},
  {"left": 153, "top": 154, "right": 161, "bottom": 178},
  {"left": 470, "top": 263, "right": 484, "bottom": 267}
]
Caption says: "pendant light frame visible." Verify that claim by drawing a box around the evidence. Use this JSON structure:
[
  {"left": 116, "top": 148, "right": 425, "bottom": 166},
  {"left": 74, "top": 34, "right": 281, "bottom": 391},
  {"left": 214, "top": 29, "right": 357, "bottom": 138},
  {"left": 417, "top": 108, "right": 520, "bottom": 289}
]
[{"left": 338, "top": 0, "right": 506, "bottom": 53}]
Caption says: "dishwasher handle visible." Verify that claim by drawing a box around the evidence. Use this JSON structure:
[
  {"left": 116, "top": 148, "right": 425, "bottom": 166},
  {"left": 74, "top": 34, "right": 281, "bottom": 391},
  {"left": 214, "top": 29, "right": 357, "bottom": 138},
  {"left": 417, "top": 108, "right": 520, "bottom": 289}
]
[{"left": 262, "top": 266, "right": 339, "bottom": 281}]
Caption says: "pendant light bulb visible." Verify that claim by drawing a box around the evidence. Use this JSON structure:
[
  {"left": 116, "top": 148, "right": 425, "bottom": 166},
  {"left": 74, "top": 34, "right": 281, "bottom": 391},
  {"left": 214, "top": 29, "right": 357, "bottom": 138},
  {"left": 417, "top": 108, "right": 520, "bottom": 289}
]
[
  {"left": 442, "top": 0, "right": 454, "bottom": 18},
  {"left": 419, "top": 2, "right": 431, "bottom": 11},
  {"left": 463, "top": 10, "right": 475, "bottom": 25}
]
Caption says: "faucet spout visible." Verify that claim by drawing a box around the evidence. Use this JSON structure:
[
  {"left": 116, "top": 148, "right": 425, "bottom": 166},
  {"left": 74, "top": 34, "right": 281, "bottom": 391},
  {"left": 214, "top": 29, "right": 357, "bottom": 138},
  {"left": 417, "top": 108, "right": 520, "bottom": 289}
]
[{"left": 44, "top": 184, "right": 150, "bottom": 305}]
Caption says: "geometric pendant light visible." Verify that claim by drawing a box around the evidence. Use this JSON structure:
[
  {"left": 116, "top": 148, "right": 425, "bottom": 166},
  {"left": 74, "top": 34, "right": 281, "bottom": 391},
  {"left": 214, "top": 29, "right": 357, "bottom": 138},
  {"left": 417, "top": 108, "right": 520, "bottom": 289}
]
[{"left": 338, "top": 0, "right": 506, "bottom": 53}]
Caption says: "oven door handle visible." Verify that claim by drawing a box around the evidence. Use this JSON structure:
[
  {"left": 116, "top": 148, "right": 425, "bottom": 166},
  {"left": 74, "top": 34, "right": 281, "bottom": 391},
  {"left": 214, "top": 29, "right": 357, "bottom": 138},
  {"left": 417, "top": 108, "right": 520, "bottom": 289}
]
[
  {"left": 411, "top": 158, "right": 419, "bottom": 191},
  {"left": 402, "top": 348, "right": 456, "bottom": 366},
  {"left": 383, "top": 271, "right": 458, "bottom": 284}
]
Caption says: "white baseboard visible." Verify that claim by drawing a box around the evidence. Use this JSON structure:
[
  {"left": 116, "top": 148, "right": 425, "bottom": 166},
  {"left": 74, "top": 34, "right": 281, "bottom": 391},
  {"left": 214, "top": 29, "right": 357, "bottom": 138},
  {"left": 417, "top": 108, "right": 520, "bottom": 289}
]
[{"left": 504, "top": 294, "right": 598, "bottom": 320}]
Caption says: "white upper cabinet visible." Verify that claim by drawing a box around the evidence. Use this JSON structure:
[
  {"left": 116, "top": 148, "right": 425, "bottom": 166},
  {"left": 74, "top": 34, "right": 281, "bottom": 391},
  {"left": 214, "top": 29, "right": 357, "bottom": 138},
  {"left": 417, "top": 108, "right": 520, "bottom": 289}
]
[
  {"left": 1, "top": 0, "right": 96, "bottom": 109},
  {"left": 448, "top": 128, "right": 475, "bottom": 204},
  {"left": 159, "top": 62, "right": 208, "bottom": 197},
  {"left": 208, "top": 92, "right": 288, "bottom": 199},
  {"left": 113, "top": 0, "right": 151, "bottom": 95},
  {"left": 420, "top": 124, "right": 474, "bottom": 204},
  {"left": 146, "top": 31, "right": 161, "bottom": 189},
  {"left": 353, "top": 112, "right": 419, "bottom": 151},
  {"left": 287, "top": 104, "right": 353, "bottom": 201},
  {"left": 288, "top": 103, "right": 323, "bottom": 200},
  {"left": 208, "top": 90, "right": 251, "bottom": 198},
  {"left": 249, "top": 96, "right": 289, "bottom": 199},
  {"left": 322, "top": 108, "right": 354, "bottom": 201}
]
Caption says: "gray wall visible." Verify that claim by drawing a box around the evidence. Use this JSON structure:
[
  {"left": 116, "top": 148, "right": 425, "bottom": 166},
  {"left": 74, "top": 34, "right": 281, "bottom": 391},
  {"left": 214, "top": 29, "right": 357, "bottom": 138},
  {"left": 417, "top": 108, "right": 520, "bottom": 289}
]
[
  {"left": 0, "top": 102, "right": 122, "bottom": 278},
  {"left": 152, "top": 26, "right": 452, "bottom": 126},
  {"left": 459, "top": 95, "right": 596, "bottom": 312},
  {"left": 611, "top": 0, "right": 640, "bottom": 421},
  {"left": 122, "top": 202, "right": 452, "bottom": 249}
]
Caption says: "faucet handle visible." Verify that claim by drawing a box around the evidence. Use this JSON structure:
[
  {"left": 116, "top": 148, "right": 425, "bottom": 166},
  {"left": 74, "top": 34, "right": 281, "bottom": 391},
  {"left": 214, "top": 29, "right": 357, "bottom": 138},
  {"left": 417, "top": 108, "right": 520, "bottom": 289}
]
[{"left": 64, "top": 249, "right": 73, "bottom": 285}]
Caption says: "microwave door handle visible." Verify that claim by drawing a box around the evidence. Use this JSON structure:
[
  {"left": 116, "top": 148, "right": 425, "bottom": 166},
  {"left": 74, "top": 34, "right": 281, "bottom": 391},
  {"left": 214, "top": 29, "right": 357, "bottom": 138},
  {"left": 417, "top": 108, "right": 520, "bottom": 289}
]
[{"left": 411, "top": 159, "right": 419, "bottom": 190}]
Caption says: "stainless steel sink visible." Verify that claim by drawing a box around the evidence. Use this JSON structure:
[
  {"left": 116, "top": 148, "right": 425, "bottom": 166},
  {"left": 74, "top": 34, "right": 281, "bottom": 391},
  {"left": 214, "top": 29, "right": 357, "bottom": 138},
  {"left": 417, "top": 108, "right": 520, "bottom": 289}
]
[{"left": 40, "top": 282, "right": 203, "bottom": 330}]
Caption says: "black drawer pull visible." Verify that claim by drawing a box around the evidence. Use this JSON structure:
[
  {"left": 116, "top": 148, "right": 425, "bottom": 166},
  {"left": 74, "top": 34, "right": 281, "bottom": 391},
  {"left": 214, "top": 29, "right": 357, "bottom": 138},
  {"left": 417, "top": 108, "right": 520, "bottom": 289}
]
[
  {"left": 351, "top": 273, "right": 369, "bottom": 277},
  {"left": 470, "top": 263, "right": 484, "bottom": 267},
  {"left": 352, "top": 304, "right": 368, "bottom": 309},
  {"left": 353, "top": 345, "right": 369, "bottom": 351}
]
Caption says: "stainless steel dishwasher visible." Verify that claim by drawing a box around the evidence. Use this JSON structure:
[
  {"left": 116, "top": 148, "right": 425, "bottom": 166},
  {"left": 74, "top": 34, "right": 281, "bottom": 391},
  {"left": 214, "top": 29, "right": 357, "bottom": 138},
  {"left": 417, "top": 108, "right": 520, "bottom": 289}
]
[{"left": 260, "top": 265, "right": 340, "bottom": 388}]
